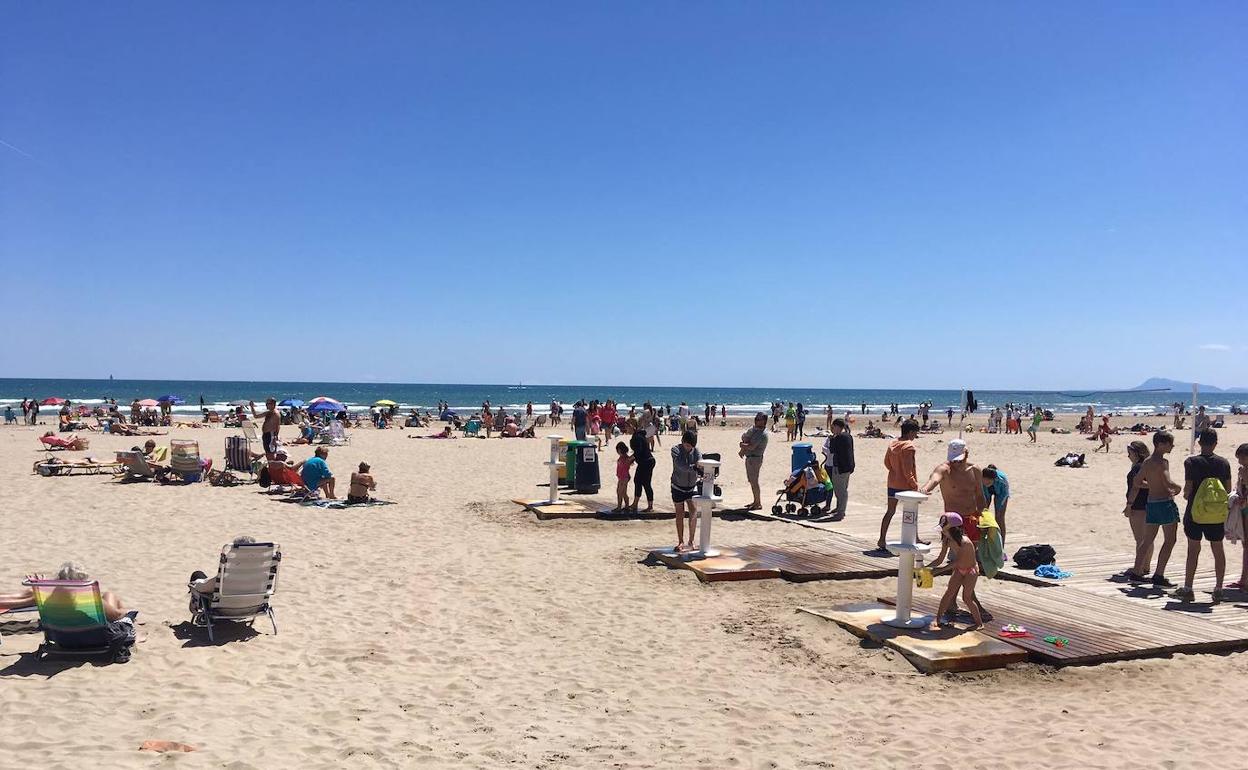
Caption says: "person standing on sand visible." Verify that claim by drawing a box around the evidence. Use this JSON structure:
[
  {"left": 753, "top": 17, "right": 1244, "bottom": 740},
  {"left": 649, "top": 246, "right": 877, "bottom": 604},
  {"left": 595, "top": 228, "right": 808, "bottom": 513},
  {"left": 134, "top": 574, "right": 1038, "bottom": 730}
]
[
  {"left": 526, "top": 401, "right": 533, "bottom": 420},
  {"left": 878, "top": 419, "right": 920, "bottom": 551},
  {"left": 1027, "top": 408, "right": 1042, "bottom": 443},
  {"left": 920, "top": 438, "right": 989, "bottom": 621},
  {"left": 1176, "top": 429, "right": 1232, "bottom": 602},
  {"left": 739, "top": 412, "right": 769, "bottom": 511},
  {"left": 670, "top": 430, "right": 703, "bottom": 553},
  {"left": 250, "top": 398, "right": 282, "bottom": 459},
  {"left": 796, "top": 402, "right": 807, "bottom": 439},
  {"left": 1128, "top": 431, "right": 1182, "bottom": 588},
  {"left": 572, "top": 400, "right": 588, "bottom": 441},
  {"left": 825, "top": 405, "right": 833, "bottom": 431},
  {"left": 629, "top": 417, "right": 656, "bottom": 512},
  {"left": 820, "top": 418, "right": 855, "bottom": 519}
]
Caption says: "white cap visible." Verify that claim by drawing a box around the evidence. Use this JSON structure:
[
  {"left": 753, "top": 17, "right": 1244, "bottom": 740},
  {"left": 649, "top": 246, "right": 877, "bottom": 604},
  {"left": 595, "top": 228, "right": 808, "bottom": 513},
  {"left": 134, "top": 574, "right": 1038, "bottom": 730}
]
[{"left": 947, "top": 439, "right": 967, "bottom": 463}]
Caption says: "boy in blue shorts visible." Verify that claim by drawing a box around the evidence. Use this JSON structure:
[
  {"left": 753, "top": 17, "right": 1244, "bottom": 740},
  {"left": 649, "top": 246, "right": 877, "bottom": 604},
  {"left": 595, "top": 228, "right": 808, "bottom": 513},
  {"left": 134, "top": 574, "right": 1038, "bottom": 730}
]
[{"left": 1129, "top": 431, "right": 1182, "bottom": 587}]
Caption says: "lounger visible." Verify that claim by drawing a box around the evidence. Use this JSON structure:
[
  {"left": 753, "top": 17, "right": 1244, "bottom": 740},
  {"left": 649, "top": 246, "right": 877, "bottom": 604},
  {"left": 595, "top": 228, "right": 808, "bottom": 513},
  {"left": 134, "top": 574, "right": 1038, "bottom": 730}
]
[
  {"left": 32, "top": 458, "right": 124, "bottom": 477},
  {"left": 188, "top": 542, "right": 281, "bottom": 641},
  {"left": 39, "top": 434, "right": 88, "bottom": 451},
  {"left": 23, "top": 579, "right": 127, "bottom": 660}
]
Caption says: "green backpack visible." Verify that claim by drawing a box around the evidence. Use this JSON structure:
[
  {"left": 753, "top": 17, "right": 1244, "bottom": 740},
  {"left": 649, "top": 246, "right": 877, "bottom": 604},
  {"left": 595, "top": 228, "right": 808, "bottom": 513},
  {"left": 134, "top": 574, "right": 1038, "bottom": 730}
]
[{"left": 1192, "top": 477, "right": 1230, "bottom": 524}]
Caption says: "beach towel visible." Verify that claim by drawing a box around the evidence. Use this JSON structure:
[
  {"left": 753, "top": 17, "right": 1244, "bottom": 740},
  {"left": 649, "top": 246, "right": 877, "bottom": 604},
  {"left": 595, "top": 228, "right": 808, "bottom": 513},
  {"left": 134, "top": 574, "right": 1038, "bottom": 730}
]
[
  {"left": 296, "top": 498, "right": 396, "bottom": 509},
  {"left": 1227, "top": 492, "right": 1244, "bottom": 544},
  {"left": 1034, "top": 564, "right": 1072, "bottom": 579},
  {"left": 975, "top": 509, "right": 1005, "bottom": 579}
]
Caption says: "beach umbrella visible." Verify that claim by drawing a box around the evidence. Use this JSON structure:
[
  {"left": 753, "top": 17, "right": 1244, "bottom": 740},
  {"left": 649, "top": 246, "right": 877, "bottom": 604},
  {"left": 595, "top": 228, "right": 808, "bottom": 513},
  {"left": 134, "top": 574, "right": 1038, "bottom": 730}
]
[
  {"left": 157, "top": 394, "right": 185, "bottom": 405},
  {"left": 279, "top": 398, "right": 305, "bottom": 408},
  {"left": 307, "top": 397, "right": 344, "bottom": 413},
  {"left": 41, "top": 397, "right": 67, "bottom": 406},
  {"left": 373, "top": 399, "right": 397, "bottom": 407},
  {"left": 138, "top": 399, "right": 159, "bottom": 407}
]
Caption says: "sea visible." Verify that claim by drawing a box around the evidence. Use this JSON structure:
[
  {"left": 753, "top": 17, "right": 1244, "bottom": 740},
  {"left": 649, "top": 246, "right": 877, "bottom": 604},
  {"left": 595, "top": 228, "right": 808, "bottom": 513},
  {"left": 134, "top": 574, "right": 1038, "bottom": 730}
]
[{"left": 0, "top": 378, "right": 1240, "bottom": 416}]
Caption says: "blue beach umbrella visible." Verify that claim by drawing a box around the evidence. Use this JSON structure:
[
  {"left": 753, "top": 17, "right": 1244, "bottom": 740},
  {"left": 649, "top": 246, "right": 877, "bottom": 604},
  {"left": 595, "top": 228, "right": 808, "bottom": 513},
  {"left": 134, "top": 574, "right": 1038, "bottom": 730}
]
[
  {"left": 279, "top": 398, "right": 305, "bottom": 408},
  {"left": 307, "top": 397, "right": 344, "bottom": 413},
  {"left": 157, "top": 395, "right": 185, "bottom": 404}
]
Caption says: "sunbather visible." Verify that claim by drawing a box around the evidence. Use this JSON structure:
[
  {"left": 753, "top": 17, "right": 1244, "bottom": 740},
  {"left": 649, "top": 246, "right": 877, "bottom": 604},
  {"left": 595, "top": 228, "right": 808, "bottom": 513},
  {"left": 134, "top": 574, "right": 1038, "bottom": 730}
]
[
  {"left": 0, "top": 562, "right": 129, "bottom": 621},
  {"left": 348, "top": 462, "right": 377, "bottom": 504}
]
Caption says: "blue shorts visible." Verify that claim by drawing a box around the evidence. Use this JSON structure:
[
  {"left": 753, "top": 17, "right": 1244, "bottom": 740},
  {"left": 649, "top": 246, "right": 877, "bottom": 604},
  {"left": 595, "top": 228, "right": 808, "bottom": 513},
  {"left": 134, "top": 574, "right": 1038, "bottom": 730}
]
[
  {"left": 887, "top": 487, "right": 905, "bottom": 498},
  {"left": 1145, "top": 498, "right": 1180, "bottom": 526}
]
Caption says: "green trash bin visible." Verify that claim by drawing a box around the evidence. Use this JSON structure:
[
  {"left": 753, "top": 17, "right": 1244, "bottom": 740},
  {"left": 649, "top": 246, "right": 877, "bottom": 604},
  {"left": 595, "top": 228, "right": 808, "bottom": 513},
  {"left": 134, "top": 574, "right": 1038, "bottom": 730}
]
[{"left": 564, "top": 440, "right": 590, "bottom": 487}]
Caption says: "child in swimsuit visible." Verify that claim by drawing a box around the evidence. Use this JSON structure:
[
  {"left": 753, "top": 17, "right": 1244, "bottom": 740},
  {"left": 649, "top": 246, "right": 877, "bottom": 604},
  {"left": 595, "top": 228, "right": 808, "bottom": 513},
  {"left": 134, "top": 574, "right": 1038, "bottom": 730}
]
[
  {"left": 934, "top": 512, "right": 984, "bottom": 629},
  {"left": 614, "top": 442, "right": 633, "bottom": 512}
]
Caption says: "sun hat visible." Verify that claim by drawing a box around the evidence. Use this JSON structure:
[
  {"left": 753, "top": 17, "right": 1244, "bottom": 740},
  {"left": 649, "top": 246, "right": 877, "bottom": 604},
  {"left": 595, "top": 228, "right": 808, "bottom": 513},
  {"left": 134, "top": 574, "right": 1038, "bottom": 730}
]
[
  {"left": 947, "top": 438, "right": 967, "bottom": 463},
  {"left": 936, "top": 512, "right": 964, "bottom": 530}
]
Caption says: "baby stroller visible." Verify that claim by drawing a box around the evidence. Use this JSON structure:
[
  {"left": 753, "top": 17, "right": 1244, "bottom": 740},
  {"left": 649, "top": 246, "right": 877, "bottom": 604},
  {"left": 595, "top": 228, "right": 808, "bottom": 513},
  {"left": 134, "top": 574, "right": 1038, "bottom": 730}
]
[{"left": 771, "top": 460, "right": 831, "bottom": 516}]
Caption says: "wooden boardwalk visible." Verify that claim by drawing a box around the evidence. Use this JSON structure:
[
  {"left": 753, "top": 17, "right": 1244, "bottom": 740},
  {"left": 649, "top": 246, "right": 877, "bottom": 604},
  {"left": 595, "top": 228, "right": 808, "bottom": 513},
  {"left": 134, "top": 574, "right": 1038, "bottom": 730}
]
[
  {"left": 996, "top": 542, "right": 1248, "bottom": 630},
  {"left": 882, "top": 580, "right": 1248, "bottom": 666},
  {"left": 646, "top": 531, "right": 900, "bottom": 583}
]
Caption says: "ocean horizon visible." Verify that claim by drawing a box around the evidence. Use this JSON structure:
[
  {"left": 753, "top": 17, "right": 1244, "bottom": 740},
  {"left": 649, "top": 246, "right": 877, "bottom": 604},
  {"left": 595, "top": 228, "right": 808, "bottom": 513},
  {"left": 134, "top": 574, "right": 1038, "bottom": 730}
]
[{"left": 1, "top": 377, "right": 1240, "bottom": 415}]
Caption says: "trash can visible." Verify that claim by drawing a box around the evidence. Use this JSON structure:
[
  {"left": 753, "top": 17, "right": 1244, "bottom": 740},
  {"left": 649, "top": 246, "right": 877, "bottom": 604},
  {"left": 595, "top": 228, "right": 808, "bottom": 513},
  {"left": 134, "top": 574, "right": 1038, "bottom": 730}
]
[
  {"left": 557, "top": 438, "right": 572, "bottom": 483},
  {"left": 574, "top": 442, "right": 600, "bottom": 494},
  {"left": 792, "top": 442, "right": 816, "bottom": 472},
  {"left": 564, "top": 440, "right": 589, "bottom": 487}
]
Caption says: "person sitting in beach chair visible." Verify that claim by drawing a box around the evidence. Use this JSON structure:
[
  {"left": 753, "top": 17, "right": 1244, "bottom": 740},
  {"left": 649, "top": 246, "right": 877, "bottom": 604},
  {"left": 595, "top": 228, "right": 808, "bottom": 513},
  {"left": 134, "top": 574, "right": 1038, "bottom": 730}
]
[
  {"left": 188, "top": 536, "right": 281, "bottom": 642},
  {"left": 4, "top": 406, "right": 15, "bottom": 425},
  {"left": 260, "top": 451, "right": 305, "bottom": 490},
  {"left": 4, "top": 563, "right": 137, "bottom": 662}
]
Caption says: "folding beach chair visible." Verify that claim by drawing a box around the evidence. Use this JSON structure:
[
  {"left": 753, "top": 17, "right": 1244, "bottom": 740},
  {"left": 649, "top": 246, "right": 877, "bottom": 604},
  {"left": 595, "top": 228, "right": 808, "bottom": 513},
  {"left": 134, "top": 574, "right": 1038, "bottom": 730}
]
[
  {"left": 241, "top": 420, "right": 260, "bottom": 445},
  {"left": 115, "top": 450, "right": 159, "bottom": 481},
  {"left": 169, "top": 439, "right": 205, "bottom": 482},
  {"left": 225, "top": 434, "right": 256, "bottom": 479},
  {"left": 318, "top": 420, "right": 348, "bottom": 446},
  {"left": 188, "top": 542, "right": 281, "bottom": 641},
  {"left": 24, "top": 579, "right": 131, "bottom": 660},
  {"left": 463, "top": 419, "right": 481, "bottom": 437}
]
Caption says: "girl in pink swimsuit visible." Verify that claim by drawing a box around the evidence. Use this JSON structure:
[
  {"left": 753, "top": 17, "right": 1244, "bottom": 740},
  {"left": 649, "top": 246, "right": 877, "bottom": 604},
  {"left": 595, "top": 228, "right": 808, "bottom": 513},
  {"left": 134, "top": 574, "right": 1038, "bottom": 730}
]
[{"left": 935, "top": 512, "right": 984, "bottom": 629}]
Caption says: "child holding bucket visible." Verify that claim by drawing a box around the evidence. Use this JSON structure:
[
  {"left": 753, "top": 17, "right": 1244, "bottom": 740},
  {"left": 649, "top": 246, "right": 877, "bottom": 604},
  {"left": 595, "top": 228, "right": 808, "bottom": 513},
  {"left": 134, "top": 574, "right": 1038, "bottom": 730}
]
[
  {"left": 613, "top": 441, "right": 634, "bottom": 513},
  {"left": 932, "top": 512, "right": 984, "bottom": 629}
]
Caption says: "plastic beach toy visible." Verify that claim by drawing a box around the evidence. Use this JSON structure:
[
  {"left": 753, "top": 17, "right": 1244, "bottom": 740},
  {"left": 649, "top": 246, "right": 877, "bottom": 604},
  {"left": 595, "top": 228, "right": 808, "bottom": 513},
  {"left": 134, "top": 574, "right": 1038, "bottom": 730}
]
[
  {"left": 1000, "top": 624, "right": 1030, "bottom": 638},
  {"left": 1043, "top": 635, "right": 1069, "bottom": 648}
]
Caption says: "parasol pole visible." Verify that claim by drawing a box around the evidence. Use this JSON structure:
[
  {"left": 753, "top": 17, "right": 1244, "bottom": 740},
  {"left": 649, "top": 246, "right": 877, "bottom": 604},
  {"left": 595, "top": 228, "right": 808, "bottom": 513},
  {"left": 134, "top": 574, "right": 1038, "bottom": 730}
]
[
  {"left": 1190, "top": 383, "right": 1198, "bottom": 455},
  {"left": 959, "top": 388, "right": 966, "bottom": 438}
]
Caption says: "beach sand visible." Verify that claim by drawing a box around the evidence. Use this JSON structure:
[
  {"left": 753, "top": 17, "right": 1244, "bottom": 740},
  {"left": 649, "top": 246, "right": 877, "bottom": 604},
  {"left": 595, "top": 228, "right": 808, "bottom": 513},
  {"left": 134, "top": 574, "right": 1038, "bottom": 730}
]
[{"left": 2, "top": 413, "right": 1247, "bottom": 768}]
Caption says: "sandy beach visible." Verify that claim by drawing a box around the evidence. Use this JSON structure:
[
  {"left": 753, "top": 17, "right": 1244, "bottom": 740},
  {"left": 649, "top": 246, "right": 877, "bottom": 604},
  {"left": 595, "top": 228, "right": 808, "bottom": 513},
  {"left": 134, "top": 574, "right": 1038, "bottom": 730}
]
[{"left": 3, "top": 412, "right": 1247, "bottom": 768}]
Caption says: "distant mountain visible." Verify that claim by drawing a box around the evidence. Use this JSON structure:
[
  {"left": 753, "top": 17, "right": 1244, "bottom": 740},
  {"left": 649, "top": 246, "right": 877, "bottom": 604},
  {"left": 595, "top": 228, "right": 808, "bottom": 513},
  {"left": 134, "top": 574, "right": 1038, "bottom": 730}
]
[{"left": 1132, "top": 377, "right": 1248, "bottom": 394}]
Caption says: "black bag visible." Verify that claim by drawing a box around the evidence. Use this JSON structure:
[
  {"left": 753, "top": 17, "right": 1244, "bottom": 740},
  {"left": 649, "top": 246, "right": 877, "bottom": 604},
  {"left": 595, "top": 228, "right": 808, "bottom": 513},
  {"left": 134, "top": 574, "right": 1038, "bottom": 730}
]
[{"left": 1013, "top": 544, "right": 1056, "bottom": 570}]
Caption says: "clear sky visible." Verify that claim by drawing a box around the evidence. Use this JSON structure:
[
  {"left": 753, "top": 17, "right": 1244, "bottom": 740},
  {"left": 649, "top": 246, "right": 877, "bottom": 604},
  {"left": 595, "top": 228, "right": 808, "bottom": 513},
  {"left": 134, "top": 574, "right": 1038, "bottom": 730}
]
[{"left": 2, "top": 2, "right": 1244, "bottom": 389}]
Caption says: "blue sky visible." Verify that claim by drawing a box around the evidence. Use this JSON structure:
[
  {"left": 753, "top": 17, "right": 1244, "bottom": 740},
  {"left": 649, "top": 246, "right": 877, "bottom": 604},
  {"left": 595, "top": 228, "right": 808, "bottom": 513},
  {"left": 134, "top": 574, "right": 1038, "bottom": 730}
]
[{"left": 2, "top": 2, "right": 1244, "bottom": 389}]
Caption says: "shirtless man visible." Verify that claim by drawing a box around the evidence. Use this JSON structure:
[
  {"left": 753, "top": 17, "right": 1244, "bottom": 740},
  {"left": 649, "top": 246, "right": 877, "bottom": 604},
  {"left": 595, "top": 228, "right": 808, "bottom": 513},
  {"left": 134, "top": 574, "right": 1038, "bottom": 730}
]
[
  {"left": 920, "top": 438, "right": 989, "bottom": 620},
  {"left": 250, "top": 398, "right": 282, "bottom": 460},
  {"left": 1128, "top": 430, "right": 1183, "bottom": 588}
]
